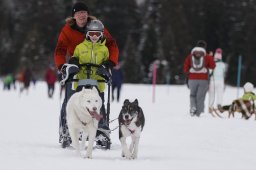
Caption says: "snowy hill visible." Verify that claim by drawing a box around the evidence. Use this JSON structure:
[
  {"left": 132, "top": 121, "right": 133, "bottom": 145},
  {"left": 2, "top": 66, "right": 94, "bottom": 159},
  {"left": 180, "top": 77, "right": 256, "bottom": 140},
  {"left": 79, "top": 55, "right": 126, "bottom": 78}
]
[{"left": 0, "top": 82, "right": 256, "bottom": 170}]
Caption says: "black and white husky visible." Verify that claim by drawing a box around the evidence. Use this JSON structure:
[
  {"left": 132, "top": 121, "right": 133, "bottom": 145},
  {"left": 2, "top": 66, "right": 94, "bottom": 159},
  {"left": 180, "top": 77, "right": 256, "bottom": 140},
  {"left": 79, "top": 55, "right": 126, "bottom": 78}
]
[{"left": 118, "top": 99, "right": 145, "bottom": 159}]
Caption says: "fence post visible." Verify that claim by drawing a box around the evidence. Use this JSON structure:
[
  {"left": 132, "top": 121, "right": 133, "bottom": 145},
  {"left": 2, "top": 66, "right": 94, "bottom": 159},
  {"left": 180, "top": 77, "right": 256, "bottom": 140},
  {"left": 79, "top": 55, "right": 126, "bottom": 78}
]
[
  {"left": 236, "top": 55, "right": 242, "bottom": 98},
  {"left": 152, "top": 63, "right": 157, "bottom": 103}
]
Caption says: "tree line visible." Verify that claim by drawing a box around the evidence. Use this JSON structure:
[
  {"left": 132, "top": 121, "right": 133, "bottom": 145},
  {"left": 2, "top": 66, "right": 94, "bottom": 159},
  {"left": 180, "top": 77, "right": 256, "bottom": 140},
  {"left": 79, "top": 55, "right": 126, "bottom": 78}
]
[{"left": 0, "top": 0, "right": 255, "bottom": 86}]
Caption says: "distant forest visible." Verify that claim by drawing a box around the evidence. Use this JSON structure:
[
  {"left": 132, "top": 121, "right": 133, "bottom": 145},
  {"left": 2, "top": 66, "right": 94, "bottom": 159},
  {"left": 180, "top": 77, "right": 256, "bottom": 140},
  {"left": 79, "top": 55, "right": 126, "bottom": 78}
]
[{"left": 1, "top": 0, "right": 256, "bottom": 85}]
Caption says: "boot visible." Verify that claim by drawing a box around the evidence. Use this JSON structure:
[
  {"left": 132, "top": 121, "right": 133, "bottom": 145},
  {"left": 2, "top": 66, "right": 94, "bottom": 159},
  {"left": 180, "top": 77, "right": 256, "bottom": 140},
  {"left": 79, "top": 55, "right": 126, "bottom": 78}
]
[
  {"left": 190, "top": 107, "right": 196, "bottom": 116},
  {"left": 219, "top": 105, "right": 230, "bottom": 113},
  {"left": 209, "top": 107, "right": 213, "bottom": 113},
  {"left": 217, "top": 104, "right": 223, "bottom": 112}
]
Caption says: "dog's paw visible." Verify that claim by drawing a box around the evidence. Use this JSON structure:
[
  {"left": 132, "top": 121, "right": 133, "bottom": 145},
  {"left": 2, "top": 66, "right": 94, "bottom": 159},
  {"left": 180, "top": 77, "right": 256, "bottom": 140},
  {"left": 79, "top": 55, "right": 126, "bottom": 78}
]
[
  {"left": 81, "top": 152, "right": 92, "bottom": 159},
  {"left": 124, "top": 152, "right": 132, "bottom": 159},
  {"left": 85, "top": 153, "right": 92, "bottom": 159},
  {"left": 131, "top": 153, "right": 137, "bottom": 159}
]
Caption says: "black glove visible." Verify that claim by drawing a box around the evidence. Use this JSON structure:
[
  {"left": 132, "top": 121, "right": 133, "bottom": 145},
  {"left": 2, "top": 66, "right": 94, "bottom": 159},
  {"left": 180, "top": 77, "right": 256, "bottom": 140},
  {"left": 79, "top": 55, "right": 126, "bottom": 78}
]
[
  {"left": 60, "top": 64, "right": 67, "bottom": 77},
  {"left": 68, "top": 57, "right": 79, "bottom": 66},
  {"left": 101, "top": 60, "right": 115, "bottom": 69},
  {"left": 96, "top": 65, "right": 111, "bottom": 82},
  {"left": 59, "top": 64, "right": 79, "bottom": 85}
]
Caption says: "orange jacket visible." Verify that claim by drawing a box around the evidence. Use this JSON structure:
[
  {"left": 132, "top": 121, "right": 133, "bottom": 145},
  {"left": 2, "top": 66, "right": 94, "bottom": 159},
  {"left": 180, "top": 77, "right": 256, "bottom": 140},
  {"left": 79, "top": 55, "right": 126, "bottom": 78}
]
[{"left": 54, "top": 23, "right": 119, "bottom": 69}]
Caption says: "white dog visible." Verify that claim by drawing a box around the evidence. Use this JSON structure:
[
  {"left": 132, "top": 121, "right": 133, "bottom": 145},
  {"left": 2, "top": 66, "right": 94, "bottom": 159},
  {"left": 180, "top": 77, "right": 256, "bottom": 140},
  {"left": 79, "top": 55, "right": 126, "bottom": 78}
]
[{"left": 66, "top": 87, "right": 102, "bottom": 158}]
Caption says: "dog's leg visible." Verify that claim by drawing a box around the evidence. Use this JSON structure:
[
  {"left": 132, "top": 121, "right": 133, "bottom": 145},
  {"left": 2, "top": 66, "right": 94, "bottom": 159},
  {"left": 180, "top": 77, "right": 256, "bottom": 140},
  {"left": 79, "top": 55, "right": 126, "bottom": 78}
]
[
  {"left": 129, "top": 139, "right": 135, "bottom": 153},
  {"left": 84, "top": 128, "right": 96, "bottom": 159},
  {"left": 120, "top": 136, "right": 132, "bottom": 159},
  {"left": 131, "top": 136, "right": 140, "bottom": 159},
  {"left": 69, "top": 128, "right": 80, "bottom": 155},
  {"left": 81, "top": 131, "right": 88, "bottom": 150}
]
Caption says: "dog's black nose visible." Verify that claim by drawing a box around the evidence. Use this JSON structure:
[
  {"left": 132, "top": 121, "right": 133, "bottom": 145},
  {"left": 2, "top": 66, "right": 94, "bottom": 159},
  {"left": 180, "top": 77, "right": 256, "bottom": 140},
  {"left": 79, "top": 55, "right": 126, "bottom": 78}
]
[
  {"left": 125, "top": 115, "right": 129, "bottom": 119},
  {"left": 93, "top": 107, "right": 97, "bottom": 111}
]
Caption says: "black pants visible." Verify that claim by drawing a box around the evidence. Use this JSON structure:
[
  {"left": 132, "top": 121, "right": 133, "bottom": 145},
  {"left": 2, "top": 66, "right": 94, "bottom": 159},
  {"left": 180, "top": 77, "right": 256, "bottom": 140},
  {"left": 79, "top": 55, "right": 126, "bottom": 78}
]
[
  {"left": 59, "top": 82, "right": 75, "bottom": 143},
  {"left": 112, "top": 83, "right": 122, "bottom": 102},
  {"left": 47, "top": 84, "right": 55, "bottom": 98}
]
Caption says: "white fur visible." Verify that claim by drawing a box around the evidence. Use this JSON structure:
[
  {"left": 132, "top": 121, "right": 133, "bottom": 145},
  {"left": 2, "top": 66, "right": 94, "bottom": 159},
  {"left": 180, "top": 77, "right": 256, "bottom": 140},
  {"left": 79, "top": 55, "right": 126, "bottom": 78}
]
[
  {"left": 120, "top": 114, "right": 142, "bottom": 159},
  {"left": 66, "top": 87, "right": 102, "bottom": 159}
]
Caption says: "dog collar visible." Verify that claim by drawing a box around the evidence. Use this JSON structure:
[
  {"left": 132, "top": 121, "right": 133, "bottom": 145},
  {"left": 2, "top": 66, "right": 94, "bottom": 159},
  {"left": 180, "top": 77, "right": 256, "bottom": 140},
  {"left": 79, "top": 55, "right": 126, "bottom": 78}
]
[
  {"left": 81, "top": 121, "right": 87, "bottom": 126},
  {"left": 74, "top": 112, "right": 87, "bottom": 127},
  {"left": 128, "top": 128, "right": 135, "bottom": 134}
]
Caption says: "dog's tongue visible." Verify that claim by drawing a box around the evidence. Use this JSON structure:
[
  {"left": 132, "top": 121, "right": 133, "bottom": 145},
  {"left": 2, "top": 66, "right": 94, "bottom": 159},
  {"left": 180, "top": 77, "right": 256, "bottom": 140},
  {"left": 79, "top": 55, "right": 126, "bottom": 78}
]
[{"left": 90, "top": 111, "right": 103, "bottom": 121}]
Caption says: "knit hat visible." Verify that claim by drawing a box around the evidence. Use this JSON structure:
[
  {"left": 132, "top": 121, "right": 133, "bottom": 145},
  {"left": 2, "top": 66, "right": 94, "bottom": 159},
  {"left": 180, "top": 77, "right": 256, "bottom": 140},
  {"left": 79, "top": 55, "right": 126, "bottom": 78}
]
[
  {"left": 72, "top": 2, "right": 89, "bottom": 16},
  {"left": 215, "top": 48, "right": 222, "bottom": 54},
  {"left": 196, "top": 40, "right": 207, "bottom": 49},
  {"left": 191, "top": 40, "right": 207, "bottom": 55},
  {"left": 214, "top": 48, "right": 223, "bottom": 60},
  {"left": 243, "top": 82, "right": 254, "bottom": 93}
]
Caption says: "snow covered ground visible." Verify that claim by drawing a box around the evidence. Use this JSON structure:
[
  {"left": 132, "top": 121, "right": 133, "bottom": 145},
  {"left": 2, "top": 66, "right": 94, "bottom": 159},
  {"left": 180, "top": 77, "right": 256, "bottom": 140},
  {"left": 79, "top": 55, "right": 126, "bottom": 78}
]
[{"left": 0, "top": 82, "right": 256, "bottom": 170}]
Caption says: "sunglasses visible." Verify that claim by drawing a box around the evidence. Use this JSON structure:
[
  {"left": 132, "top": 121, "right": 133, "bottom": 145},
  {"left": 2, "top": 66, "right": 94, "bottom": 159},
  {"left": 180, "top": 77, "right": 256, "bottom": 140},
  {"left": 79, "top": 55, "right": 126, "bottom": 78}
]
[{"left": 86, "top": 31, "right": 103, "bottom": 37}]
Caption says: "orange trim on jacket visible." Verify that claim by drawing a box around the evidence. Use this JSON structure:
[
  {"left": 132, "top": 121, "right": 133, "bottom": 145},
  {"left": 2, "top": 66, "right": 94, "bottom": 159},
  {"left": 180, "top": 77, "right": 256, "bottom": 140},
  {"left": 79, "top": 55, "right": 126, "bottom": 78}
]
[{"left": 54, "top": 24, "right": 119, "bottom": 69}]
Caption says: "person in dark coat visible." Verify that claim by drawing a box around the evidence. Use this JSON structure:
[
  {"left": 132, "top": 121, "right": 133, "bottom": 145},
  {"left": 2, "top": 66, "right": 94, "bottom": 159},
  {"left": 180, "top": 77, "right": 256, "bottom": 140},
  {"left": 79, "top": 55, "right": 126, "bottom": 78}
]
[
  {"left": 112, "top": 62, "right": 124, "bottom": 102},
  {"left": 19, "top": 67, "right": 33, "bottom": 95},
  {"left": 45, "top": 65, "right": 57, "bottom": 98}
]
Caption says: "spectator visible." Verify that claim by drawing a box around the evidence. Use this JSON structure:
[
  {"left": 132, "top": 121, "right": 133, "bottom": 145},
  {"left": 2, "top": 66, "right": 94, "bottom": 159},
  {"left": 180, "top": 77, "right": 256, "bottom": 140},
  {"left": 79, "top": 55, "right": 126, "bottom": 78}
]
[
  {"left": 220, "top": 82, "right": 256, "bottom": 113},
  {"left": 3, "top": 74, "right": 14, "bottom": 90},
  {"left": 112, "top": 61, "right": 124, "bottom": 102},
  {"left": 45, "top": 64, "right": 57, "bottom": 98},
  {"left": 184, "top": 40, "right": 216, "bottom": 117},
  {"left": 19, "top": 67, "right": 33, "bottom": 95},
  {"left": 208, "top": 48, "right": 227, "bottom": 113}
]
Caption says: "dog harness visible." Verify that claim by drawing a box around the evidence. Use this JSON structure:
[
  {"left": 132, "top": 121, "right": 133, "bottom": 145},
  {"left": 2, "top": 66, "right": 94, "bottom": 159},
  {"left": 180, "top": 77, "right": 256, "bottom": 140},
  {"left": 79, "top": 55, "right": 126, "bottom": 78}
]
[{"left": 128, "top": 128, "right": 135, "bottom": 134}]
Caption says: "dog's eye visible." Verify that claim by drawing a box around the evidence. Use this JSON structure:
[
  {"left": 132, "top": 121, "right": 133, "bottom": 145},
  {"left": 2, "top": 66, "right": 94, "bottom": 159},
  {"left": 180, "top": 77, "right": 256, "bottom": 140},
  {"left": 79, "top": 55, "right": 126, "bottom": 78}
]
[
  {"left": 87, "top": 100, "right": 91, "bottom": 103},
  {"left": 131, "top": 111, "right": 138, "bottom": 115}
]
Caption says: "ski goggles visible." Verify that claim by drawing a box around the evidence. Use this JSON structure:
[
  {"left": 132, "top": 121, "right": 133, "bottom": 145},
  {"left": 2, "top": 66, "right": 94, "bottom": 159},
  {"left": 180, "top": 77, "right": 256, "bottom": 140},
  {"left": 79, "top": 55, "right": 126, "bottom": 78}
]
[{"left": 86, "top": 31, "right": 103, "bottom": 38}]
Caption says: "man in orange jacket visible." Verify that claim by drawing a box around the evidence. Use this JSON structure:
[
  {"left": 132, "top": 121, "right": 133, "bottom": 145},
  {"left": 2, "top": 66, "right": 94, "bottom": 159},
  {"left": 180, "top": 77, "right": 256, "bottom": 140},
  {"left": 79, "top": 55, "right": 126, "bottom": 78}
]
[{"left": 54, "top": 2, "right": 119, "bottom": 148}]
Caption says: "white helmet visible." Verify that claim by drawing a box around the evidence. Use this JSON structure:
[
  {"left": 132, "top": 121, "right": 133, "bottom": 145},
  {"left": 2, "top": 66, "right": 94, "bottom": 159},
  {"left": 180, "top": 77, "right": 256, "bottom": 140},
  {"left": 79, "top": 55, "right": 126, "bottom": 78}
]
[
  {"left": 86, "top": 20, "right": 104, "bottom": 41},
  {"left": 243, "top": 82, "right": 254, "bottom": 93}
]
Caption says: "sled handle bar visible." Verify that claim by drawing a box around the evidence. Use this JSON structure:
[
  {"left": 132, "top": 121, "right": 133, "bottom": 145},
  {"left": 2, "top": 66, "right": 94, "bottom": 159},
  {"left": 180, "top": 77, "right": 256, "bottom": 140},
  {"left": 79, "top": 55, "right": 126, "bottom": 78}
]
[
  {"left": 78, "top": 63, "right": 100, "bottom": 68},
  {"left": 61, "top": 63, "right": 111, "bottom": 84},
  {"left": 78, "top": 63, "right": 112, "bottom": 83}
]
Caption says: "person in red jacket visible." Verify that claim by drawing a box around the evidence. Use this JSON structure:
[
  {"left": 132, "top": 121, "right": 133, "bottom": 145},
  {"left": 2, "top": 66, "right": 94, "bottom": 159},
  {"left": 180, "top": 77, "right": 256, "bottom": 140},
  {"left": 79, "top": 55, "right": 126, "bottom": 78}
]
[
  {"left": 184, "top": 40, "right": 215, "bottom": 117},
  {"left": 54, "top": 4, "right": 118, "bottom": 69},
  {"left": 45, "top": 64, "right": 57, "bottom": 98},
  {"left": 54, "top": 2, "right": 119, "bottom": 148}
]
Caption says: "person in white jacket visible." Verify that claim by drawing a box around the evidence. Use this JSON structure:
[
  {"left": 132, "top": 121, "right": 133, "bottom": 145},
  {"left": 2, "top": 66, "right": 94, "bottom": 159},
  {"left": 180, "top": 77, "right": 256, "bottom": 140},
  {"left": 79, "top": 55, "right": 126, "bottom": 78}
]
[{"left": 208, "top": 48, "right": 227, "bottom": 113}]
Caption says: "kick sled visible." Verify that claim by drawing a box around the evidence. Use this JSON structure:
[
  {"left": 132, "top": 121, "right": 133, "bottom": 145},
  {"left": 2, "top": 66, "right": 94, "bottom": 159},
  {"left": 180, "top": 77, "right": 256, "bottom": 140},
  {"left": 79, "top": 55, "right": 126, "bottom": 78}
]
[
  {"left": 209, "top": 99, "right": 256, "bottom": 120},
  {"left": 60, "top": 62, "right": 112, "bottom": 149}
]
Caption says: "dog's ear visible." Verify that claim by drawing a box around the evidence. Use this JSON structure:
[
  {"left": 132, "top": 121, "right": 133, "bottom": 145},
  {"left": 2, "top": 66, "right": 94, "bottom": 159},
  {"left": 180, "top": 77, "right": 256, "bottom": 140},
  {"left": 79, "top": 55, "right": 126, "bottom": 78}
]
[
  {"left": 82, "top": 87, "right": 86, "bottom": 92},
  {"left": 134, "top": 99, "right": 139, "bottom": 106},
  {"left": 92, "top": 86, "right": 98, "bottom": 94},
  {"left": 124, "top": 99, "right": 130, "bottom": 106}
]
